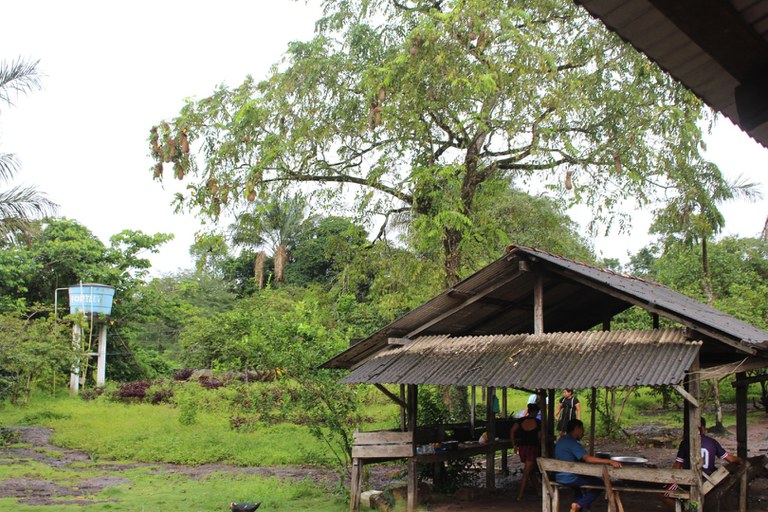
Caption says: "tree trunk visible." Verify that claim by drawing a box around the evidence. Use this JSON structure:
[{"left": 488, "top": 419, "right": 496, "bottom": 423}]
[
  {"left": 254, "top": 250, "right": 266, "bottom": 289},
  {"left": 274, "top": 244, "right": 287, "bottom": 285},
  {"left": 709, "top": 378, "right": 730, "bottom": 435},
  {"left": 702, "top": 237, "right": 714, "bottom": 305},
  {"left": 443, "top": 227, "right": 462, "bottom": 288}
]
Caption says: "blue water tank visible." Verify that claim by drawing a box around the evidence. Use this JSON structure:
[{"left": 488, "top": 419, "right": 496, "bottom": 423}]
[{"left": 68, "top": 284, "right": 115, "bottom": 316}]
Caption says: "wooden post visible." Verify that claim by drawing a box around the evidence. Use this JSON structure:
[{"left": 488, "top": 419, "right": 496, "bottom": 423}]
[
  {"left": 548, "top": 388, "right": 556, "bottom": 455},
  {"left": 407, "top": 384, "right": 418, "bottom": 432},
  {"left": 399, "top": 384, "right": 406, "bottom": 431},
  {"left": 539, "top": 389, "right": 549, "bottom": 457},
  {"left": 736, "top": 370, "right": 748, "bottom": 510},
  {"left": 688, "top": 356, "right": 703, "bottom": 512},
  {"left": 350, "top": 457, "right": 362, "bottom": 512},
  {"left": 591, "top": 319, "right": 609, "bottom": 456},
  {"left": 407, "top": 457, "right": 417, "bottom": 512},
  {"left": 740, "top": 467, "right": 748, "bottom": 512},
  {"left": 501, "top": 387, "right": 508, "bottom": 475},
  {"left": 534, "top": 273, "right": 544, "bottom": 335},
  {"left": 735, "top": 371, "right": 748, "bottom": 459},
  {"left": 502, "top": 387, "right": 508, "bottom": 417},
  {"left": 486, "top": 386, "right": 496, "bottom": 489},
  {"left": 471, "top": 386, "right": 476, "bottom": 432},
  {"left": 589, "top": 387, "right": 597, "bottom": 456},
  {"left": 406, "top": 384, "right": 418, "bottom": 512}
]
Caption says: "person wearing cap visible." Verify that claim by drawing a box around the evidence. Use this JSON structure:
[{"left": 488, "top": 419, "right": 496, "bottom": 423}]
[{"left": 660, "top": 417, "right": 743, "bottom": 510}]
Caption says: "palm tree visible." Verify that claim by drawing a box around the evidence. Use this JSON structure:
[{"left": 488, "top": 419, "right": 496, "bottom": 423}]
[
  {"left": 229, "top": 192, "right": 309, "bottom": 287},
  {"left": 651, "top": 160, "right": 760, "bottom": 435},
  {"left": 0, "top": 58, "right": 57, "bottom": 243}
]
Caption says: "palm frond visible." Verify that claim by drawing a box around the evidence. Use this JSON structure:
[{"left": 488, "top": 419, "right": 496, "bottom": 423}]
[
  {"left": 0, "top": 185, "right": 58, "bottom": 242},
  {"left": 0, "top": 58, "right": 42, "bottom": 109},
  {"left": 0, "top": 152, "right": 20, "bottom": 182}
]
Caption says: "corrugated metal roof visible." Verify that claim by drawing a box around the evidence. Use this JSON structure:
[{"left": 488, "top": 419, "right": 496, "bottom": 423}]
[
  {"left": 576, "top": 0, "right": 768, "bottom": 149},
  {"left": 322, "top": 245, "right": 768, "bottom": 370},
  {"left": 523, "top": 246, "right": 768, "bottom": 346},
  {"left": 341, "top": 329, "right": 701, "bottom": 389}
]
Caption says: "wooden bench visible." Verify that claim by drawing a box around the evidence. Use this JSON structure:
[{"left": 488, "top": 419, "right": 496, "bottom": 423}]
[
  {"left": 350, "top": 431, "right": 414, "bottom": 512},
  {"left": 537, "top": 457, "right": 699, "bottom": 512}
]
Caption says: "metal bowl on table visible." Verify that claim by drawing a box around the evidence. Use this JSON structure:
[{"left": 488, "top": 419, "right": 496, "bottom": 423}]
[{"left": 610, "top": 456, "right": 648, "bottom": 465}]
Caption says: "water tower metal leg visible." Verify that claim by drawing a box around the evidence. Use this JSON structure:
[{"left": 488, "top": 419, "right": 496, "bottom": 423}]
[
  {"left": 70, "top": 324, "right": 82, "bottom": 394},
  {"left": 96, "top": 324, "right": 107, "bottom": 387}
]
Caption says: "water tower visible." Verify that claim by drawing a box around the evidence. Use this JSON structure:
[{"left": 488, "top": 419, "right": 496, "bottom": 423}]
[{"left": 67, "top": 283, "right": 115, "bottom": 393}]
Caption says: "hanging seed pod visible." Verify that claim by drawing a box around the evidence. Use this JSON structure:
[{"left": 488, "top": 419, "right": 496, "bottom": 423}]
[
  {"left": 207, "top": 177, "right": 219, "bottom": 195},
  {"left": 371, "top": 105, "right": 383, "bottom": 127},
  {"left": 565, "top": 170, "right": 573, "bottom": 190},
  {"left": 167, "top": 139, "right": 177, "bottom": 160},
  {"left": 179, "top": 130, "right": 189, "bottom": 154},
  {"left": 378, "top": 86, "right": 386, "bottom": 103},
  {"left": 613, "top": 152, "right": 622, "bottom": 173},
  {"left": 153, "top": 162, "right": 163, "bottom": 178},
  {"left": 174, "top": 161, "right": 184, "bottom": 180},
  {"left": 150, "top": 127, "right": 161, "bottom": 157},
  {"left": 247, "top": 190, "right": 257, "bottom": 202}
]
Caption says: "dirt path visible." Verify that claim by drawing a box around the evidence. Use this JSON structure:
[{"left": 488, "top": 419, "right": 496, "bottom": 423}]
[{"left": 2, "top": 416, "right": 768, "bottom": 510}]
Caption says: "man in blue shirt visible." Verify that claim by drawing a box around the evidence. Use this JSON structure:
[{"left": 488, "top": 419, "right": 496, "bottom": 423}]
[{"left": 555, "top": 419, "right": 622, "bottom": 512}]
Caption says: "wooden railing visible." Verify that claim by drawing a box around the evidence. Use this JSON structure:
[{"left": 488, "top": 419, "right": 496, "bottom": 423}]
[{"left": 537, "top": 457, "right": 698, "bottom": 512}]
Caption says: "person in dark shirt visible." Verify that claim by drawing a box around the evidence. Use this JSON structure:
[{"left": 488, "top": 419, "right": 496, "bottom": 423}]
[
  {"left": 510, "top": 403, "right": 542, "bottom": 501},
  {"left": 555, "top": 419, "right": 621, "bottom": 512},
  {"left": 555, "top": 388, "right": 581, "bottom": 438},
  {"left": 660, "top": 417, "right": 742, "bottom": 510}
]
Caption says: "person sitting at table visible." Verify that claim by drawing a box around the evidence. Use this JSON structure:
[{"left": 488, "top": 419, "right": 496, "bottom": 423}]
[
  {"left": 555, "top": 419, "right": 622, "bottom": 512},
  {"left": 510, "top": 403, "right": 542, "bottom": 501},
  {"left": 660, "top": 417, "right": 743, "bottom": 510}
]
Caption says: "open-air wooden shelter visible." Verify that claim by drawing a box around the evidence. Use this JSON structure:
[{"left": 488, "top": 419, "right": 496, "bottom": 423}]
[{"left": 322, "top": 245, "right": 768, "bottom": 511}]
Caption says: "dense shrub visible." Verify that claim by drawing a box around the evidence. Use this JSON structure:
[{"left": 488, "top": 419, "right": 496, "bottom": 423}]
[
  {"left": 80, "top": 388, "right": 104, "bottom": 401},
  {"left": 112, "top": 380, "right": 152, "bottom": 401},
  {"left": 199, "top": 377, "right": 224, "bottom": 390},
  {"left": 173, "top": 368, "right": 194, "bottom": 381},
  {"left": 145, "top": 380, "right": 175, "bottom": 404}
]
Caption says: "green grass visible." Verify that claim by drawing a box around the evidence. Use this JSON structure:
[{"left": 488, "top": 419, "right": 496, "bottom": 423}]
[
  {"left": 2, "top": 383, "right": 764, "bottom": 511},
  {"left": 1, "top": 394, "right": 336, "bottom": 466},
  {"left": 0, "top": 392, "right": 350, "bottom": 511},
  {"left": 0, "top": 461, "right": 346, "bottom": 511}
]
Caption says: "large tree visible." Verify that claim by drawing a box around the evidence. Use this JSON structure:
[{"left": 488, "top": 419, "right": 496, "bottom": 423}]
[
  {"left": 0, "top": 58, "right": 57, "bottom": 243},
  {"left": 150, "top": 0, "right": 716, "bottom": 285}
]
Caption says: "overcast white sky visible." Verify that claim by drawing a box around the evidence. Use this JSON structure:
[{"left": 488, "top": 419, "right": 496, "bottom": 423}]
[{"left": 2, "top": 1, "right": 767, "bottom": 277}]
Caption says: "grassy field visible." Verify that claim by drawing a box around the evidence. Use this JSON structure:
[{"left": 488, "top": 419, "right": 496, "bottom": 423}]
[
  {"left": 0, "top": 382, "right": 758, "bottom": 511},
  {"left": 0, "top": 391, "right": 354, "bottom": 511}
]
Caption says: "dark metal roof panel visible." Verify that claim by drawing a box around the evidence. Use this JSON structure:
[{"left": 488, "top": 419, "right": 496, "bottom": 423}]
[
  {"left": 341, "top": 329, "right": 701, "bottom": 389},
  {"left": 577, "top": 0, "right": 768, "bottom": 149}
]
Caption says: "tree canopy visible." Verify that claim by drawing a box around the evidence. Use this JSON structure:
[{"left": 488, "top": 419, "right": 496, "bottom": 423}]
[{"left": 150, "top": 0, "right": 717, "bottom": 285}]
